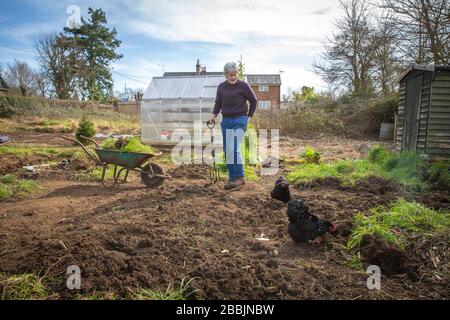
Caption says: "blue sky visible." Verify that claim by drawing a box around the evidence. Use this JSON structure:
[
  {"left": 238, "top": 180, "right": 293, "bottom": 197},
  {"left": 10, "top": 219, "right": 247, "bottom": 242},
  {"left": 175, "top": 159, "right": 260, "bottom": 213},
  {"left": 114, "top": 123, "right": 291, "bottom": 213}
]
[{"left": 0, "top": 0, "right": 342, "bottom": 95}]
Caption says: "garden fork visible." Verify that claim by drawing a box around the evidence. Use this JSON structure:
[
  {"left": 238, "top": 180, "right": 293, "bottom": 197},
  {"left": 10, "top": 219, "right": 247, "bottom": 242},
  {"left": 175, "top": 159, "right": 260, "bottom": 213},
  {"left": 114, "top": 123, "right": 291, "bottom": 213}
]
[{"left": 207, "top": 119, "right": 220, "bottom": 184}]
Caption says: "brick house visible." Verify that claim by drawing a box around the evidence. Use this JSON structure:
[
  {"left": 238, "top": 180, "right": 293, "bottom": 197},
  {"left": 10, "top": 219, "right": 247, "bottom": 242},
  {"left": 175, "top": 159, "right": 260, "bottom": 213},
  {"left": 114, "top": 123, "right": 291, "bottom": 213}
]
[
  {"left": 0, "top": 74, "right": 9, "bottom": 96},
  {"left": 246, "top": 74, "right": 281, "bottom": 109},
  {"left": 162, "top": 60, "right": 282, "bottom": 109}
]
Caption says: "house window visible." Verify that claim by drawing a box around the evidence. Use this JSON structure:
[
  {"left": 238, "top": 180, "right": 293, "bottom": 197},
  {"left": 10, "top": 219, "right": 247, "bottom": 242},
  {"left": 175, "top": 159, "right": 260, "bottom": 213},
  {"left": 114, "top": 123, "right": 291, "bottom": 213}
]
[
  {"left": 259, "top": 101, "right": 271, "bottom": 109},
  {"left": 259, "top": 85, "right": 269, "bottom": 92}
]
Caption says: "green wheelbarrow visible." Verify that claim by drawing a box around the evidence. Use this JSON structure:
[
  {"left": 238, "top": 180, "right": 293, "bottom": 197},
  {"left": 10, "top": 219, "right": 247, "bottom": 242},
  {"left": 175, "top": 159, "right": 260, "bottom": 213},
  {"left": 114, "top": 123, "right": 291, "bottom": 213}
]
[{"left": 61, "top": 136, "right": 170, "bottom": 188}]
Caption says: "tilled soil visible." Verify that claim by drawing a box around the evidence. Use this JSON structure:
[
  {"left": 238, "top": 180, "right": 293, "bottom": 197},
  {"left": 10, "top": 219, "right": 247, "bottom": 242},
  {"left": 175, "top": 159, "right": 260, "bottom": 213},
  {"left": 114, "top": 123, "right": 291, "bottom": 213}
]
[
  {"left": 0, "top": 135, "right": 448, "bottom": 299},
  {"left": 0, "top": 164, "right": 448, "bottom": 299}
]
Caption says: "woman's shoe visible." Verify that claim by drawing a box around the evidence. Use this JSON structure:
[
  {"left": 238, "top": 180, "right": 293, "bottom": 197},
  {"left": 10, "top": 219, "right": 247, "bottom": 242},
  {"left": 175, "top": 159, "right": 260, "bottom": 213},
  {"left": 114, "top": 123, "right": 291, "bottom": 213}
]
[{"left": 224, "top": 178, "right": 244, "bottom": 190}]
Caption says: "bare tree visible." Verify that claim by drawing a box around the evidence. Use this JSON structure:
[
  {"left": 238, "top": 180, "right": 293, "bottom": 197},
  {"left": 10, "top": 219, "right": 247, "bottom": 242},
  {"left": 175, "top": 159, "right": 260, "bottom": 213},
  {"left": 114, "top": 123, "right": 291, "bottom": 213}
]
[
  {"left": 380, "top": 0, "right": 450, "bottom": 64},
  {"left": 313, "top": 0, "right": 377, "bottom": 96},
  {"left": 35, "top": 33, "right": 77, "bottom": 99},
  {"left": 372, "top": 13, "right": 403, "bottom": 94},
  {"left": 4, "top": 60, "right": 36, "bottom": 96},
  {"left": 34, "top": 69, "right": 54, "bottom": 98}
]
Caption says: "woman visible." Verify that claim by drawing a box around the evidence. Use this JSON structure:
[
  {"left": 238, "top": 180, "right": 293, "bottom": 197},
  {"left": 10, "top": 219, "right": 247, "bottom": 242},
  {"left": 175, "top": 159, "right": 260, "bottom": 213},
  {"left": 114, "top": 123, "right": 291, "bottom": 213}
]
[{"left": 208, "top": 62, "right": 258, "bottom": 190}]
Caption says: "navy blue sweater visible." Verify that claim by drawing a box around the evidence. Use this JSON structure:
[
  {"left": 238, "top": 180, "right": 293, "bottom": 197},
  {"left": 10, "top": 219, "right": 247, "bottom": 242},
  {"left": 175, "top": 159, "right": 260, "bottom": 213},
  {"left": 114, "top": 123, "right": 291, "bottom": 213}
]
[{"left": 213, "top": 80, "right": 258, "bottom": 117}]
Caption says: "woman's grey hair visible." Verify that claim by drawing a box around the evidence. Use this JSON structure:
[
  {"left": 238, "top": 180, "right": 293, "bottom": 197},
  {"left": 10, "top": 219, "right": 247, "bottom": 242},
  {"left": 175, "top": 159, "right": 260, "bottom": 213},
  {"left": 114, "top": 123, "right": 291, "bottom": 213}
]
[{"left": 223, "top": 62, "right": 238, "bottom": 75}]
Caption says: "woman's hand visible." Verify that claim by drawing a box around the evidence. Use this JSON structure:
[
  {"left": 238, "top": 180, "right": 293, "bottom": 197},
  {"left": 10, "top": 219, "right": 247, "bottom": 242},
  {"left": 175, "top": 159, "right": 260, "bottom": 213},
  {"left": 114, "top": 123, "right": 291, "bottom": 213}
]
[{"left": 208, "top": 114, "right": 217, "bottom": 124}]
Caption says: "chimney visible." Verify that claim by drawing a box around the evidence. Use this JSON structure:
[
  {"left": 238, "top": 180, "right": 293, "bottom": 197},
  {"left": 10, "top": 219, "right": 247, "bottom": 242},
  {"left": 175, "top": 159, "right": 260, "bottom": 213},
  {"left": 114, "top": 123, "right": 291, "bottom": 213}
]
[{"left": 196, "top": 59, "right": 201, "bottom": 75}]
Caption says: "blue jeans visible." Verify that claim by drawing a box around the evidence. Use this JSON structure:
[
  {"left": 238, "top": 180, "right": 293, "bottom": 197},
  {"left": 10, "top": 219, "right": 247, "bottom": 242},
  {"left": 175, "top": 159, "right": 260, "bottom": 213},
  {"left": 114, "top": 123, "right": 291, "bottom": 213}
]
[{"left": 221, "top": 115, "right": 248, "bottom": 180}]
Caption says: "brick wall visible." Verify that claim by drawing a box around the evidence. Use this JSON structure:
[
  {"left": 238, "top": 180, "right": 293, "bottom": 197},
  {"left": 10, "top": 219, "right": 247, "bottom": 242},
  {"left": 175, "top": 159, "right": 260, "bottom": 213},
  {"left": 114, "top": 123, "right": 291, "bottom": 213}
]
[{"left": 250, "top": 85, "right": 280, "bottom": 109}]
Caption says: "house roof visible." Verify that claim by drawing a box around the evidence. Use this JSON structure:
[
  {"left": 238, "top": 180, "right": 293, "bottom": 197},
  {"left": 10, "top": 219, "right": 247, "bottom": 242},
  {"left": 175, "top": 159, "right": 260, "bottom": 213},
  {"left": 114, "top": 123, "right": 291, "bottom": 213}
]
[
  {"left": 163, "top": 72, "right": 223, "bottom": 77},
  {"left": 246, "top": 74, "right": 281, "bottom": 85},
  {"left": 142, "top": 75, "right": 225, "bottom": 100},
  {"left": 398, "top": 64, "right": 450, "bottom": 82},
  {"left": 0, "top": 74, "right": 9, "bottom": 91}
]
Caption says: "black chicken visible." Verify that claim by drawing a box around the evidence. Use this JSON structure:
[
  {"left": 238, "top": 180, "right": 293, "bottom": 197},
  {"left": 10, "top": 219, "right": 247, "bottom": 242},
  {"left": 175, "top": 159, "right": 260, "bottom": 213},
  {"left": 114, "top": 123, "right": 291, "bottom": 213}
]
[
  {"left": 287, "top": 199, "right": 336, "bottom": 243},
  {"left": 270, "top": 176, "right": 291, "bottom": 203}
]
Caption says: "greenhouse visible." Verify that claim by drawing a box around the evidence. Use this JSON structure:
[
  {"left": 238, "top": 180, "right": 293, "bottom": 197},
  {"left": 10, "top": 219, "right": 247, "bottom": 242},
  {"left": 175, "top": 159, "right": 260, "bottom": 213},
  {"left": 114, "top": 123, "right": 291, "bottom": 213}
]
[{"left": 141, "top": 75, "right": 225, "bottom": 144}]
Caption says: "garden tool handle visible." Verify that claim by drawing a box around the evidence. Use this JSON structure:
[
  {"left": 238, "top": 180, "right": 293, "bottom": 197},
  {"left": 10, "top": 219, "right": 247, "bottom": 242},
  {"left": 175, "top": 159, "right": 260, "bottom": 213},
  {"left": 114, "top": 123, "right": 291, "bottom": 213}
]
[{"left": 207, "top": 119, "right": 215, "bottom": 129}]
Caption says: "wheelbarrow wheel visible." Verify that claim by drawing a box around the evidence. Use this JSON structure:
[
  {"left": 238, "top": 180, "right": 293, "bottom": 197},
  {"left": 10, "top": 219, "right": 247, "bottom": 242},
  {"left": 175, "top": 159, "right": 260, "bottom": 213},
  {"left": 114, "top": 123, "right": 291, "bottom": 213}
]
[{"left": 141, "top": 163, "right": 165, "bottom": 188}]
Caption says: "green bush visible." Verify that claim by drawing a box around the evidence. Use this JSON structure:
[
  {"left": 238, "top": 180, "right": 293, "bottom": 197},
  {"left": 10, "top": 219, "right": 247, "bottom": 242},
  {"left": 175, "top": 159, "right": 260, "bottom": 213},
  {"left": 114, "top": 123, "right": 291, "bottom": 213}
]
[{"left": 76, "top": 114, "right": 96, "bottom": 142}]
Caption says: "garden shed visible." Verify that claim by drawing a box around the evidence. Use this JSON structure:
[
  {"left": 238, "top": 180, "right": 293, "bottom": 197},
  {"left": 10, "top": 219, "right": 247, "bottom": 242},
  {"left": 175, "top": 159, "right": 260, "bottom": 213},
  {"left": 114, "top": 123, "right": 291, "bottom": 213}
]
[
  {"left": 396, "top": 64, "right": 450, "bottom": 160},
  {"left": 141, "top": 75, "right": 225, "bottom": 144}
]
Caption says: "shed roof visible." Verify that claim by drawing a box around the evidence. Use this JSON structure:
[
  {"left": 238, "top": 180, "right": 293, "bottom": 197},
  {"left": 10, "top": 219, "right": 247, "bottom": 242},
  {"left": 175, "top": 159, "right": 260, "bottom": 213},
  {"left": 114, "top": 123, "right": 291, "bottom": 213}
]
[
  {"left": 142, "top": 75, "right": 225, "bottom": 100},
  {"left": 246, "top": 74, "right": 281, "bottom": 85},
  {"left": 398, "top": 64, "right": 450, "bottom": 83},
  {"left": 0, "top": 74, "right": 9, "bottom": 91}
]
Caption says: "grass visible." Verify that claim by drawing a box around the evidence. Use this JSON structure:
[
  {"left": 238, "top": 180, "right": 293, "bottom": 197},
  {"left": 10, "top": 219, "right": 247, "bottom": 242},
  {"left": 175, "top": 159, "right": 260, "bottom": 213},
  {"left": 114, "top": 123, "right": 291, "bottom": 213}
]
[
  {"left": 287, "top": 159, "right": 382, "bottom": 186},
  {"left": 0, "top": 175, "right": 39, "bottom": 201},
  {"left": 0, "top": 273, "right": 49, "bottom": 300},
  {"left": 347, "top": 199, "right": 450, "bottom": 250},
  {"left": 346, "top": 252, "right": 364, "bottom": 271},
  {"left": 215, "top": 154, "right": 260, "bottom": 182},
  {"left": 428, "top": 161, "right": 450, "bottom": 190},
  {"left": 287, "top": 145, "right": 428, "bottom": 191},
  {"left": 88, "top": 165, "right": 116, "bottom": 181},
  {"left": 0, "top": 272, "right": 195, "bottom": 300},
  {"left": 0, "top": 144, "right": 77, "bottom": 159},
  {"left": 127, "top": 278, "right": 197, "bottom": 300},
  {"left": 1, "top": 96, "right": 139, "bottom": 134},
  {"left": 78, "top": 291, "right": 118, "bottom": 300},
  {"left": 33, "top": 119, "right": 77, "bottom": 133}
]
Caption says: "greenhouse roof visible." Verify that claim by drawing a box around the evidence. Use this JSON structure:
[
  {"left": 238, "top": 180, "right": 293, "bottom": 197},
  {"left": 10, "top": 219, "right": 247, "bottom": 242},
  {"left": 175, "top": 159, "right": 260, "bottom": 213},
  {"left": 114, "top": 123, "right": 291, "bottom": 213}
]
[{"left": 143, "top": 75, "right": 225, "bottom": 100}]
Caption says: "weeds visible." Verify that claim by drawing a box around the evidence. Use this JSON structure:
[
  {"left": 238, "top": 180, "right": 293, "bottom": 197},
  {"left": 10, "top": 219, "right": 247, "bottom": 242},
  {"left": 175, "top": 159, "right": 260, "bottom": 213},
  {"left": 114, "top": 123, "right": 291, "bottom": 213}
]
[
  {"left": 0, "top": 273, "right": 48, "bottom": 300},
  {"left": 287, "top": 145, "right": 428, "bottom": 191},
  {"left": 0, "top": 175, "right": 38, "bottom": 201},
  {"left": 287, "top": 159, "right": 381, "bottom": 186},
  {"left": 128, "top": 277, "right": 197, "bottom": 300},
  {"left": 299, "top": 146, "right": 322, "bottom": 164},
  {"left": 0, "top": 144, "right": 77, "bottom": 159},
  {"left": 346, "top": 252, "right": 364, "bottom": 271},
  {"left": 347, "top": 199, "right": 450, "bottom": 250}
]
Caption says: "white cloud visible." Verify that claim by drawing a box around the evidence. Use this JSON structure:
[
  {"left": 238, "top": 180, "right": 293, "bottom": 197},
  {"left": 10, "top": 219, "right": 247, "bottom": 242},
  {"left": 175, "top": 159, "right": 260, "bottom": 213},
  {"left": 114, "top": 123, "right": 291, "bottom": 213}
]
[
  {"left": 115, "top": 0, "right": 341, "bottom": 93},
  {"left": 1, "top": 22, "right": 58, "bottom": 45},
  {"left": 1, "top": 0, "right": 343, "bottom": 94}
]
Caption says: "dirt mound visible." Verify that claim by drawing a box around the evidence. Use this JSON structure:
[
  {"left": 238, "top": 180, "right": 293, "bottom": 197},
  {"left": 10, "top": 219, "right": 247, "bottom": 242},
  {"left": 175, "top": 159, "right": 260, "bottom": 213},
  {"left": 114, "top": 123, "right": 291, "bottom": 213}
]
[
  {"left": 168, "top": 164, "right": 211, "bottom": 180},
  {"left": 354, "top": 176, "right": 399, "bottom": 194},
  {"left": 0, "top": 154, "right": 55, "bottom": 175},
  {"left": 297, "top": 177, "right": 342, "bottom": 189},
  {"left": 360, "top": 235, "right": 414, "bottom": 276}
]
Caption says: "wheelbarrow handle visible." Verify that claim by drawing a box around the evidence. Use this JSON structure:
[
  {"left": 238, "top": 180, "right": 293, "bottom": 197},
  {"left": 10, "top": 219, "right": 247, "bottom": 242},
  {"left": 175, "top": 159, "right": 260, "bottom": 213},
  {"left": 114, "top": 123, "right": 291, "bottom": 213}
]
[
  {"left": 60, "top": 136, "right": 100, "bottom": 164},
  {"left": 206, "top": 119, "right": 215, "bottom": 129},
  {"left": 78, "top": 135, "right": 100, "bottom": 148}
]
